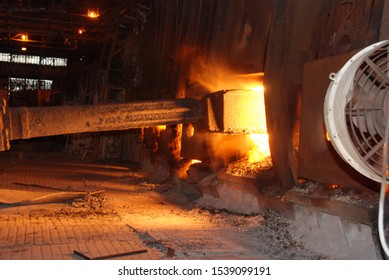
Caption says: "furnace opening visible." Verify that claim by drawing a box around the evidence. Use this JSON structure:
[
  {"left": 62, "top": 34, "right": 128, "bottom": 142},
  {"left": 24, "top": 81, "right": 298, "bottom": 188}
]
[{"left": 181, "top": 53, "right": 272, "bottom": 179}]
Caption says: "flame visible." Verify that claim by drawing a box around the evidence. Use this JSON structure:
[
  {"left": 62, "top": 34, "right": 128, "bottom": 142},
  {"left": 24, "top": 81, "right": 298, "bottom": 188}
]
[
  {"left": 187, "top": 51, "right": 271, "bottom": 166},
  {"left": 175, "top": 159, "right": 202, "bottom": 179},
  {"left": 188, "top": 54, "right": 264, "bottom": 92},
  {"left": 248, "top": 133, "right": 271, "bottom": 163},
  {"left": 246, "top": 84, "right": 270, "bottom": 164}
]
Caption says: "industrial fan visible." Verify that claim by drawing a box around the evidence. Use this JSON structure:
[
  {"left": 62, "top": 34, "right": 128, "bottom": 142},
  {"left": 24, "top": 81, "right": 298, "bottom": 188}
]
[{"left": 324, "top": 40, "right": 389, "bottom": 257}]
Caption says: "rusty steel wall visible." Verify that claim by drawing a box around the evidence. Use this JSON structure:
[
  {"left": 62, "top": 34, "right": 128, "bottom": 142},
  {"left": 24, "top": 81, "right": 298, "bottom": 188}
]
[
  {"left": 298, "top": 52, "right": 379, "bottom": 191},
  {"left": 314, "top": 0, "right": 384, "bottom": 58},
  {"left": 210, "top": 0, "right": 273, "bottom": 73},
  {"left": 264, "top": 0, "right": 384, "bottom": 189},
  {"left": 296, "top": 0, "right": 384, "bottom": 191}
]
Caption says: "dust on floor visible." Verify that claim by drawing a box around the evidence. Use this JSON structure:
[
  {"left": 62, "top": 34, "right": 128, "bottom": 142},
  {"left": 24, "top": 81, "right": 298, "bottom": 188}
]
[{"left": 0, "top": 151, "right": 327, "bottom": 260}]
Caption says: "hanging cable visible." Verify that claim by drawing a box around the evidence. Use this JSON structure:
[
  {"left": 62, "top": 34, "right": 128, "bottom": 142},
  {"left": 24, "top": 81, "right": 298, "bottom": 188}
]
[{"left": 379, "top": 117, "right": 389, "bottom": 257}]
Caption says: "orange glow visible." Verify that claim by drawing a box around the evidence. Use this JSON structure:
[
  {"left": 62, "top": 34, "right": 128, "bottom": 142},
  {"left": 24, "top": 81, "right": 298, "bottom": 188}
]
[
  {"left": 78, "top": 28, "right": 86, "bottom": 35},
  {"left": 188, "top": 54, "right": 264, "bottom": 93},
  {"left": 186, "top": 124, "right": 195, "bottom": 137},
  {"left": 155, "top": 125, "right": 166, "bottom": 137},
  {"left": 250, "top": 85, "right": 265, "bottom": 93},
  {"left": 248, "top": 133, "right": 271, "bottom": 163},
  {"left": 326, "top": 131, "right": 331, "bottom": 141},
  {"left": 87, "top": 9, "right": 100, "bottom": 18},
  {"left": 11, "top": 33, "right": 36, "bottom": 42},
  {"left": 175, "top": 159, "right": 202, "bottom": 180},
  {"left": 14, "top": 33, "right": 29, "bottom": 41},
  {"left": 246, "top": 85, "right": 270, "bottom": 164},
  {"left": 187, "top": 52, "right": 271, "bottom": 165}
]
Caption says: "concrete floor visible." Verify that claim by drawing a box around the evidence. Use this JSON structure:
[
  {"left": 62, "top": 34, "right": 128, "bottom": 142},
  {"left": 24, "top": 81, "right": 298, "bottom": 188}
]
[
  {"left": 0, "top": 150, "right": 381, "bottom": 260},
  {"left": 0, "top": 150, "right": 273, "bottom": 260}
]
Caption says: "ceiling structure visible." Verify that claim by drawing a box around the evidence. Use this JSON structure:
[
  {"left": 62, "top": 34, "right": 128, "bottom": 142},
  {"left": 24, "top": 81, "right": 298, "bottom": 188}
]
[{"left": 0, "top": 0, "right": 151, "bottom": 58}]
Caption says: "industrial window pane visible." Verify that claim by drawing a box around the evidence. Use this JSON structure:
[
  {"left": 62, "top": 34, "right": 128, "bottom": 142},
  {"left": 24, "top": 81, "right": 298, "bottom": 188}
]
[
  {"left": 0, "top": 52, "right": 66, "bottom": 66},
  {"left": 0, "top": 53, "right": 10, "bottom": 62},
  {"left": 9, "top": 77, "right": 53, "bottom": 91},
  {"left": 40, "top": 57, "right": 54, "bottom": 66},
  {"left": 41, "top": 57, "right": 67, "bottom": 66},
  {"left": 25, "top": 55, "right": 40, "bottom": 64},
  {"left": 39, "top": 79, "right": 53, "bottom": 90},
  {"left": 11, "top": 54, "right": 26, "bottom": 63}
]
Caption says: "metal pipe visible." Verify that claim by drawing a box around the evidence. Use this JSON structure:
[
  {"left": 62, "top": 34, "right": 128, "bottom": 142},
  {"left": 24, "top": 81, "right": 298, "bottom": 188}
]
[{"left": 0, "top": 98, "right": 203, "bottom": 151}]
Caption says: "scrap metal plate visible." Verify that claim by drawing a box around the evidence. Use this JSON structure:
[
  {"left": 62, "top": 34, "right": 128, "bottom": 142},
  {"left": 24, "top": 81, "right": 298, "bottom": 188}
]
[{"left": 298, "top": 51, "right": 378, "bottom": 191}]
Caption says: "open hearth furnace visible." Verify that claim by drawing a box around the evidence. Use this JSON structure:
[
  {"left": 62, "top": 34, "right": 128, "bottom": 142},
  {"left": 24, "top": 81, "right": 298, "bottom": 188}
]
[{"left": 1, "top": 0, "right": 389, "bottom": 260}]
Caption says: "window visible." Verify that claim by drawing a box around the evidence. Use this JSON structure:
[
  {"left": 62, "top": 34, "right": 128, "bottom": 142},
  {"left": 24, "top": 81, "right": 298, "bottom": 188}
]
[
  {"left": 0, "top": 52, "right": 67, "bottom": 66},
  {"left": 0, "top": 53, "right": 10, "bottom": 62},
  {"left": 41, "top": 57, "right": 67, "bottom": 66},
  {"left": 9, "top": 77, "right": 53, "bottom": 91}
]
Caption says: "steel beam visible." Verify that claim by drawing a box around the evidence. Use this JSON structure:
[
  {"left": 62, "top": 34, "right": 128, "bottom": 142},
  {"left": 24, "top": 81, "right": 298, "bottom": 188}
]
[{"left": 0, "top": 98, "right": 202, "bottom": 151}]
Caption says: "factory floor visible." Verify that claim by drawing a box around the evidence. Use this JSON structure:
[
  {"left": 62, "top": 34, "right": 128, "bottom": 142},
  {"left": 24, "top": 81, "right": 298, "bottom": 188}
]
[{"left": 0, "top": 149, "right": 326, "bottom": 260}]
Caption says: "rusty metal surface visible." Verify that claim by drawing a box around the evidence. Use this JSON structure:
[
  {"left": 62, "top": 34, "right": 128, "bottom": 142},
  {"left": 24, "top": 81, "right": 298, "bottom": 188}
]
[
  {"left": 315, "top": 0, "right": 383, "bottom": 58},
  {"left": 298, "top": 52, "right": 378, "bottom": 191},
  {"left": 210, "top": 0, "right": 274, "bottom": 72},
  {"left": 0, "top": 98, "right": 202, "bottom": 151}
]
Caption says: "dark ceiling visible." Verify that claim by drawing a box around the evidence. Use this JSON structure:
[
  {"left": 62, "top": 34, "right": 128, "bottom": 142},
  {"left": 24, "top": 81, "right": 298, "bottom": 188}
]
[{"left": 0, "top": 0, "right": 151, "bottom": 58}]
